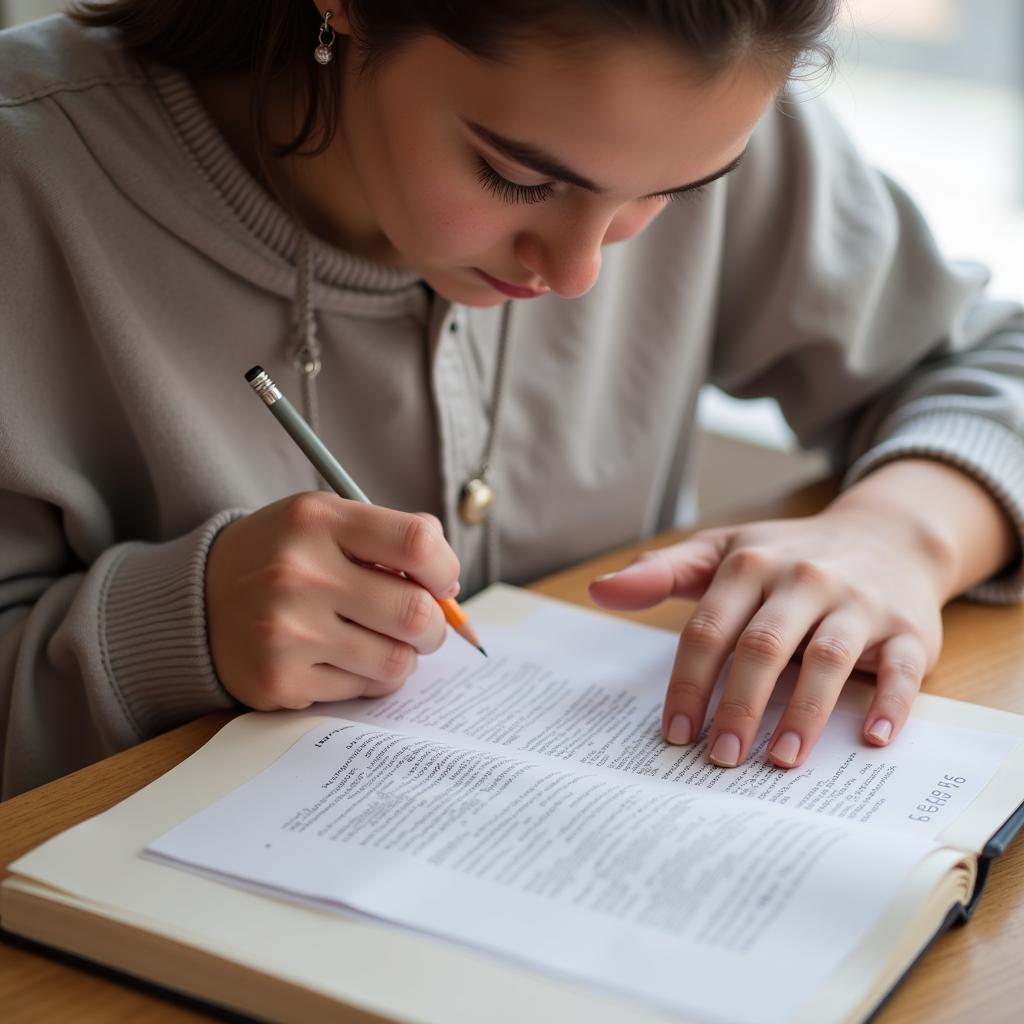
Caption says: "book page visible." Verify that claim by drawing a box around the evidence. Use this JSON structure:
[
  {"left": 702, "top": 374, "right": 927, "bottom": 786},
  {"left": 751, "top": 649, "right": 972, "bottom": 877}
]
[
  {"left": 5, "top": 713, "right": 681, "bottom": 1024},
  {"left": 149, "top": 719, "right": 938, "bottom": 1024},
  {"left": 326, "top": 595, "right": 1023, "bottom": 844}
]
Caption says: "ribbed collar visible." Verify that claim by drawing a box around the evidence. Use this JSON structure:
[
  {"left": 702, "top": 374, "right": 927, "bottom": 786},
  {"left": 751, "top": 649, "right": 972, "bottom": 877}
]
[{"left": 152, "top": 68, "right": 423, "bottom": 297}]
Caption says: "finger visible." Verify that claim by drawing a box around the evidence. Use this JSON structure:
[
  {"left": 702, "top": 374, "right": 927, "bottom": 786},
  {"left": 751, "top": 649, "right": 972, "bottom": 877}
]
[
  {"left": 589, "top": 531, "right": 732, "bottom": 610},
  {"left": 707, "top": 575, "right": 833, "bottom": 767},
  {"left": 863, "top": 633, "right": 927, "bottom": 747},
  {"left": 414, "top": 512, "right": 445, "bottom": 533},
  {"left": 322, "top": 617, "right": 420, "bottom": 691},
  {"left": 410, "top": 513, "right": 461, "bottom": 596},
  {"left": 337, "top": 563, "right": 448, "bottom": 655},
  {"left": 310, "top": 663, "right": 406, "bottom": 702},
  {"left": 661, "top": 562, "right": 766, "bottom": 747},
  {"left": 767, "top": 611, "right": 872, "bottom": 768},
  {"left": 333, "top": 502, "right": 460, "bottom": 598},
  {"left": 252, "top": 653, "right": 413, "bottom": 710}
]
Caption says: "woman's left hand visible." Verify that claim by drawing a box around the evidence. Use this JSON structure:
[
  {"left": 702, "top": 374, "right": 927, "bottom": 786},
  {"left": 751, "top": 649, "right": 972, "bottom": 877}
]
[{"left": 588, "top": 499, "right": 951, "bottom": 769}]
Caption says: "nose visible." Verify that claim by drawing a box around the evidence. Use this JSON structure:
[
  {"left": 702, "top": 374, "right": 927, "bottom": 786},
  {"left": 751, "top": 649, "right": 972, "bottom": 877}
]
[{"left": 514, "top": 216, "right": 606, "bottom": 299}]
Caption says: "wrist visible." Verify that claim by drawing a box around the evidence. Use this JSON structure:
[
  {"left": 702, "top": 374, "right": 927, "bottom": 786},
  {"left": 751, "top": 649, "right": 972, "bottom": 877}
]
[
  {"left": 826, "top": 482, "right": 958, "bottom": 603},
  {"left": 828, "top": 458, "right": 1015, "bottom": 603}
]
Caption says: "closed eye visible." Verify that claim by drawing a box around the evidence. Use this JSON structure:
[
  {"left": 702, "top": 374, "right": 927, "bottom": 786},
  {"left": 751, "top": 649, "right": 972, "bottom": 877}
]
[
  {"left": 475, "top": 157, "right": 556, "bottom": 206},
  {"left": 645, "top": 184, "right": 710, "bottom": 204}
]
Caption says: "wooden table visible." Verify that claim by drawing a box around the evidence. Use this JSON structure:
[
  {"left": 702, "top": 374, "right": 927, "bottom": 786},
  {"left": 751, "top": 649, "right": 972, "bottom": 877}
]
[{"left": 3, "top": 479, "right": 1024, "bottom": 1023}]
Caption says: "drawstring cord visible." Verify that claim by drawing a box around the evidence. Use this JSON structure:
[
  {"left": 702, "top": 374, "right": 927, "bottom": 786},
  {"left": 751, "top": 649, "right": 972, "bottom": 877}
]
[
  {"left": 483, "top": 302, "right": 512, "bottom": 586},
  {"left": 288, "top": 227, "right": 509, "bottom": 584},
  {"left": 289, "top": 229, "right": 322, "bottom": 436}
]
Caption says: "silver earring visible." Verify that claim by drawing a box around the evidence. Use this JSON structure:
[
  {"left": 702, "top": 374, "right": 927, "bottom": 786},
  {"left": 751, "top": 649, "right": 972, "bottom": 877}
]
[{"left": 314, "top": 10, "right": 335, "bottom": 65}]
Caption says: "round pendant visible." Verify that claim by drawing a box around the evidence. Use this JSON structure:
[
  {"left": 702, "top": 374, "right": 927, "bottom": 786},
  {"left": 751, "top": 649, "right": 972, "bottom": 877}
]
[
  {"left": 313, "top": 44, "right": 333, "bottom": 65},
  {"left": 459, "top": 477, "right": 496, "bottom": 525}
]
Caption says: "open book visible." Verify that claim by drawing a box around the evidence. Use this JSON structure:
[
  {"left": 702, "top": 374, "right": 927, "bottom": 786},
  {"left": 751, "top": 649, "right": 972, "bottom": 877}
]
[{"left": 3, "top": 585, "right": 1024, "bottom": 1024}]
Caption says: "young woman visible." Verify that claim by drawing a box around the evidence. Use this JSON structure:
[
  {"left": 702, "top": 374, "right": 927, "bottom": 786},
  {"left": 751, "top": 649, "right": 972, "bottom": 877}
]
[{"left": 1, "top": 1, "right": 1021, "bottom": 798}]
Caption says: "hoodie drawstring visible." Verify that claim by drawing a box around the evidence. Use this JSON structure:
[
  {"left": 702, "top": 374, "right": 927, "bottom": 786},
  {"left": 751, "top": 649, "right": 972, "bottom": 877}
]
[
  {"left": 287, "top": 228, "right": 509, "bottom": 585},
  {"left": 289, "top": 229, "right": 322, "bottom": 435}
]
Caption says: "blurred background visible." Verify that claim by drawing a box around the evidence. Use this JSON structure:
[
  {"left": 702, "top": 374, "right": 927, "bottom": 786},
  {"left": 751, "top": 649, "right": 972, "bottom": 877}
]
[{"left": 4, "top": 0, "right": 1022, "bottom": 522}]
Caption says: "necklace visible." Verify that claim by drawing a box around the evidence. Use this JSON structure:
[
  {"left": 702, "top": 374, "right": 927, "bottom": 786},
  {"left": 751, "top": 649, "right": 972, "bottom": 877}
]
[{"left": 458, "top": 301, "right": 512, "bottom": 526}]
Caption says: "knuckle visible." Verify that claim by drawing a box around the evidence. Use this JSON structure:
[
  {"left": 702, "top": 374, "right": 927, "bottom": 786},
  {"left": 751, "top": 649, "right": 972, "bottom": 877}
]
[
  {"left": 250, "top": 615, "right": 299, "bottom": 649},
  {"left": 845, "top": 584, "right": 881, "bottom": 619},
  {"left": 666, "top": 678, "right": 710, "bottom": 708},
  {"left": 787, "top": 695, "right": 829, "bottom": 721},
  {"left": 788, "top": 559, "right": 833, "bottom": 591},
  {"left": 736, "top": 623, "right": 786, "bottom": 664},
  {"left": 722, "top": 547, "right": 771, "bottom": 578},
  {"left": 876, "top": 690, "right": 913, "bottom": 718},
  {"left": 681, "top": 612, "right": 726, "bottom": 653},
  {"left": 379, "top": 640, "right": 416, "bottom": 684},
  {"left": 804, "top": 635, "right": 855, "bottom": 672},
  {"left": 883, "top": 655, "right": 923, "bottom": 683},
  {"left": 415, "top": 512, "right": 445, "bottom": 535},
  {"left": 398, "top": 588, "right": 435, "bottom": 641},
  {"left": 715, "top": 696, "right": 759, "bottom": 724},
  {"left": 259, "top": 557, "right": 308, "bottom": 595},
  {"left": 399, "top": 515, "right": 437, "bottom": 568},
  {"left": 284, "top": 491, "right": 333, "bottom": 530},
  {"left": 890, "top": 615, "right": 922, "bottom": 640}
]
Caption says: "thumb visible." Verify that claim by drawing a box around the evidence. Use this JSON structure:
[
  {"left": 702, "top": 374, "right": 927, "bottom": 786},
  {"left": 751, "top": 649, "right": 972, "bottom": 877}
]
[{"left": 588, "top": 532, "right": 730, "bottom": 610}]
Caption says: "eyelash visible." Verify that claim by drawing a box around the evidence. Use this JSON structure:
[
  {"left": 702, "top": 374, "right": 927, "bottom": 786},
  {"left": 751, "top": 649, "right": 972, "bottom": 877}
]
[
  {"left": 474, "top": 155, "right": 710, "bottom": 206},
  {"left": 475, "top": 157, "right": 555, "bottom": 206},
  {"left": 658, "top": 185, "right": 708, "bottom": 204}
]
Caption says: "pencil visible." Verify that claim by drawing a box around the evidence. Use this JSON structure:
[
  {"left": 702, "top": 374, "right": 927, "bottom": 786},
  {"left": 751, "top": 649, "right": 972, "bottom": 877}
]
[{"left": 244, "top": 366, "right": 485, "bottom": 656}]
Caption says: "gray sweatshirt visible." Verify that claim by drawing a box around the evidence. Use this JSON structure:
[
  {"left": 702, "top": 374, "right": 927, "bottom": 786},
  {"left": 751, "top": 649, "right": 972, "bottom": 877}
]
[{"left": 2, "top": 16, "right": 1023, "bottom": 798}]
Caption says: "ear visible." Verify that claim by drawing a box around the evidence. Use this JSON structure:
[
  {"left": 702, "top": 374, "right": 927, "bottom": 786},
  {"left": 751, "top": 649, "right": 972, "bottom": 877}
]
[{"left": 313, "top": 2, "right": 354, "bottom": 37}]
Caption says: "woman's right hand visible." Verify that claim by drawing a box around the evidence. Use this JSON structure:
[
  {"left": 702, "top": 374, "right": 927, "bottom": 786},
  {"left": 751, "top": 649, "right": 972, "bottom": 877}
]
[{"left": 205, "top": 492, "right": 461, "bottom": 711}]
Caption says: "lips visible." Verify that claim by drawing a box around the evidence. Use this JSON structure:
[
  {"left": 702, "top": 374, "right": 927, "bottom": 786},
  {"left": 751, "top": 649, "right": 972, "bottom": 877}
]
[{"left": 473, "top": 268, "right": 549, "bottom": 299}]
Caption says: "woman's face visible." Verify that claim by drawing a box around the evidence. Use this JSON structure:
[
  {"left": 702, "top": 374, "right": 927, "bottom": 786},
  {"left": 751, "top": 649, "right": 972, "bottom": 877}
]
[{"left": 332, "top": 25, "right": 778, "bottom": 306}]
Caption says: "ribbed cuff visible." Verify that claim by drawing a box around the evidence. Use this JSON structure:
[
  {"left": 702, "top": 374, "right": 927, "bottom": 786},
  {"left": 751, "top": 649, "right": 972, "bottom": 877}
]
[
  {"left": 843, "top": 411, "right": 1024, "bottom": 604},
  {"left": 99, "top": 510, "right": 247, "bottom": 739}
]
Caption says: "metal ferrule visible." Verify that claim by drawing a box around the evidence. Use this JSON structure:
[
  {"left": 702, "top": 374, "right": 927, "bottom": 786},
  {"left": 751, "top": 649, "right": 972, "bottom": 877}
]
[{"left": 248, "top": 369, "right": 282, "bottom": 406}]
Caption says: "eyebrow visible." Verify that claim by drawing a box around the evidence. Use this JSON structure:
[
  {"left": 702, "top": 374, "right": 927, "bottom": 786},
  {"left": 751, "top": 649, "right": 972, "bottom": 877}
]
[{"left": 465, "top": 120, "right": 746, "bottom": 199}]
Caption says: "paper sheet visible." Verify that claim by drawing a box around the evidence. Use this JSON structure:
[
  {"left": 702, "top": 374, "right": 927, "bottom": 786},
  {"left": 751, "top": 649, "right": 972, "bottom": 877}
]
[
  {"left": 144, "top": 597, "right": 1024, "bottom": 1023},
  {"left": 332, "top": 601, "right": 1020, "bottom": 840},
  {"left": 150, "top": 719, "right": 935, "bottom": 1024}
]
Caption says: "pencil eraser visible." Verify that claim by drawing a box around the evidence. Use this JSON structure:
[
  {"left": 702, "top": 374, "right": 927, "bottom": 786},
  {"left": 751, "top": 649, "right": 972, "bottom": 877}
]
[{"left": 244, "top": 366, "right": 264, "bottom": 382}]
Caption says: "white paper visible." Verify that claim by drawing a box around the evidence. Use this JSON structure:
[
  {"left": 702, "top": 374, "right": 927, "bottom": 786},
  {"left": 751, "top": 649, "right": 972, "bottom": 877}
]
[
  {"left": 150, "top": 720, "right": 934, "bottom": 1024},
  {"left": 145, "top": 596, "right": 1024, "bottom": 1022},
  {"left": 332, "top": 602, "right": 1020, "bottom": 840}
]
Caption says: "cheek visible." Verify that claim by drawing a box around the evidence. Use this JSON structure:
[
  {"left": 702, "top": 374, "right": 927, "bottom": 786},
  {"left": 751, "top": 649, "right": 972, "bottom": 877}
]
[
  {"left": 360, "top": 141, "right": 515, "bottom": 264},
  {"left": 410, "top": 189, "right": 513, "bottom": 260},
  {"left": 603, "top": 202, "right": 665, "bottom": 245}
]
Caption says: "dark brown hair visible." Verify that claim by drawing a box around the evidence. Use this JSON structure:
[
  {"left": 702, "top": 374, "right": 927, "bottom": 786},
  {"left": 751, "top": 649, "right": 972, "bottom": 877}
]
[{"left": 69, "top": 1, "right": 838, "bottom": 161}]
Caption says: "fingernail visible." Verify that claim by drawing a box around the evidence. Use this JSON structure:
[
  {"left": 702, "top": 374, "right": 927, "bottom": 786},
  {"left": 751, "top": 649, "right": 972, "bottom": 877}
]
[
  {"left": 666, "top": 714, "right": 692, "bottom": 745},
  {"left": 867, "top": 719, "right": 893, "bottom": 743},
  {"left": 770, "top": 731, "right": 801, "bottom": 767},
  {"left": 709, "top": 732, "right": 741, "bottom": 767},
  {"left": 594, "top": 561, "right": 648, "bottom": 583}
]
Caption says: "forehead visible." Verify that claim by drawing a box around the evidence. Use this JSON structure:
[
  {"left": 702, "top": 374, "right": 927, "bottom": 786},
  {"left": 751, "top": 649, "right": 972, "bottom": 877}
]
[{"left": 377, "top": 33, "right": 779, "bottom": 190}]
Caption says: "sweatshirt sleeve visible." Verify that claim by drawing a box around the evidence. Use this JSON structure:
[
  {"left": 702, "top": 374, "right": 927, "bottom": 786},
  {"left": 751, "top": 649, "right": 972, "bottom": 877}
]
[
  {"left": 0, "top": 491, "right": 243, "bottom": 798},
  {"left": 710, "top": 89, "right": 1024, "bottom": 603},
  {"left": 0, "top": 78, "right": 248, "bottom": 798}
]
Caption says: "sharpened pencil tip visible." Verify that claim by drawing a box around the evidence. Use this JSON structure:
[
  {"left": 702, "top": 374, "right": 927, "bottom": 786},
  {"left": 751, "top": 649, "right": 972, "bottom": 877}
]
[{"left": 477, "top": 646, "right": 488, "bottom": 657}]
